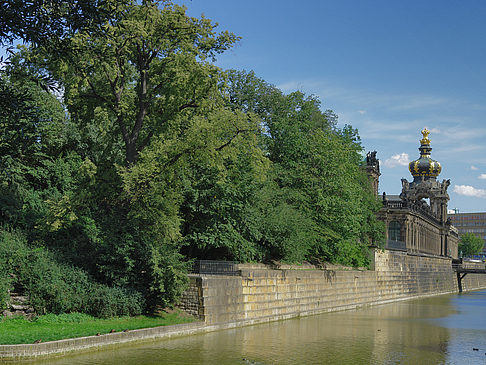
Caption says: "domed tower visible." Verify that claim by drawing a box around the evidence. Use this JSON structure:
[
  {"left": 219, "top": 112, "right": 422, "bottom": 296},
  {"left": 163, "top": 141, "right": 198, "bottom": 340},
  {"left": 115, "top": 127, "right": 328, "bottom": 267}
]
[
  {"left": 408, "top": 128, "right": 442, "bottom": 182},
  {"left": 400, "top": 128, "right": 450, "bottom": 223}
]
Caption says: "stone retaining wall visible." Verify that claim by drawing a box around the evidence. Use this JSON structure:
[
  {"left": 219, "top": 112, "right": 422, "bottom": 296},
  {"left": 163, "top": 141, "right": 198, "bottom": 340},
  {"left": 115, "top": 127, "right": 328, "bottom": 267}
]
[
  {"left": 182, "top": 249, "right": 486, "bottom": 324},
  {"left": 177, "top": 276, "right": 203, "bottom": 318}
]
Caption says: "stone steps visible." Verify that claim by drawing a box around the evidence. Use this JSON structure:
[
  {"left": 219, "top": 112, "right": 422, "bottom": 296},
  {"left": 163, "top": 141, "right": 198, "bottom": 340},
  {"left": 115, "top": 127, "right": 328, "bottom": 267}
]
[{"left": 2, "top": 290, "right": 35, "bottom": 318}]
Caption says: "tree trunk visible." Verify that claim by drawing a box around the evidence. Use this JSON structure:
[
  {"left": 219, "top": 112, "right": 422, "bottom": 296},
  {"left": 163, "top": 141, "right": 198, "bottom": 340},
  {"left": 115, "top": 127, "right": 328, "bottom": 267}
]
[{"left": 125, "top": 140, "right": 138, "bottom": 166}]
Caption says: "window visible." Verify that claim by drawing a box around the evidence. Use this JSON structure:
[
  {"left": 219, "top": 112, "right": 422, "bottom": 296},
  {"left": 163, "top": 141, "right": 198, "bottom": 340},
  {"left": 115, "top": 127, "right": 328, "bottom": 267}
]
[{"left": 388, "top": 221, "right": 401, "bottom": 242}]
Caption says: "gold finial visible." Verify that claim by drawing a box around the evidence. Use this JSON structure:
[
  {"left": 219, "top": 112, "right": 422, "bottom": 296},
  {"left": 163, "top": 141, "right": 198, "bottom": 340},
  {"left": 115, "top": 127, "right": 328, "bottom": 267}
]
[{"left": 420, "top": 128, "right": 431, "bottom": 145}]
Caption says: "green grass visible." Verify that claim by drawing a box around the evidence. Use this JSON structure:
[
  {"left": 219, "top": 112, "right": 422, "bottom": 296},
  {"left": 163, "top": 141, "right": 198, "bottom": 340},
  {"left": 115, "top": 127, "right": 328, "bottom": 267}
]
[{"left": 0, "top": 311, "right": 195, "bottom": 345}]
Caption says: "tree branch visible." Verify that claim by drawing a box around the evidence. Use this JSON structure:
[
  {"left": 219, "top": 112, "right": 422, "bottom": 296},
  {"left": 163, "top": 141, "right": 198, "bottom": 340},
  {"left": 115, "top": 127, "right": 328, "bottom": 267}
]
[
  {"left": 178, "top": 102, "right": 198, "bottom": 111},
  {"left": 139, "top": 130, "right": 154, "bottom": 151},
  {"left": 215, "top": 128, "right": 252, "bottom": 151}
]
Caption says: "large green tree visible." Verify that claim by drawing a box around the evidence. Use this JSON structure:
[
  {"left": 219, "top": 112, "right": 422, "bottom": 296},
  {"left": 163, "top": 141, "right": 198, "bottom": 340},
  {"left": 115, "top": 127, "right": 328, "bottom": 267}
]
[{"left": 43, "top": 0, "right": 239, "bottom": 166}]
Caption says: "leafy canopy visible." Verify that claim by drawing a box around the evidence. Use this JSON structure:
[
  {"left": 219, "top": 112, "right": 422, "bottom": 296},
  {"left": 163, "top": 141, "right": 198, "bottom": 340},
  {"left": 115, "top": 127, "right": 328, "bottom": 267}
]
[
  {"left": 43, "top": 0, "right": 239, "bottom": 165},
  {"left": 459, "top": 233, "right": 484, "bottom": 256}
]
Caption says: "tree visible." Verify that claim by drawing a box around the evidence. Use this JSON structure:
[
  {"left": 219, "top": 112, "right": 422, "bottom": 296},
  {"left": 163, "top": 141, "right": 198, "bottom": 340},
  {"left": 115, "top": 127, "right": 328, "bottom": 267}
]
[
  {"left": 0, "top": 54, "right": 71, "bottom": 232},
  {"left": 224, "top": 70, "right": 385, "bottom": 266},
  {"left": 0, "top": 0, "right": 125, "bottom": 46},
  {"left": 41, "top": 0, "right": 239, "bottom": 166},
  {"left": 123, "top": 105, "right": 267, "bottom": 259},
  {"left": 459, "top": 233, "right": 484, "bottom": 257}
]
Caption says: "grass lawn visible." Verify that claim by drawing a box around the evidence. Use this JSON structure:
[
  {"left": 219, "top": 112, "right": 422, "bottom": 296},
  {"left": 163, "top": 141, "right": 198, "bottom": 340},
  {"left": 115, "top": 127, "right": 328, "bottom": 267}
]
[{"left": 0, "top": 311, "right": 195, "bottom": 345}]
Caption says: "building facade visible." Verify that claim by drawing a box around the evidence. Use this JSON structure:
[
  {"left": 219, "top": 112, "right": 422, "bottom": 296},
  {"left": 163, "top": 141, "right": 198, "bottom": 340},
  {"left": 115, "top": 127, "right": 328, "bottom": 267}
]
[{"left": 368, "top": 128, "right": 459, "bottom": 258}]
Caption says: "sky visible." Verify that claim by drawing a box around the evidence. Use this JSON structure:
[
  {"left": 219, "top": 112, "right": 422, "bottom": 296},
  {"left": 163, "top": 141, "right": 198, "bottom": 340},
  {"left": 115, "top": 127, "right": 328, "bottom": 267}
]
[{"left": 175, "top": 0, "right": 486, "bottom": 213}]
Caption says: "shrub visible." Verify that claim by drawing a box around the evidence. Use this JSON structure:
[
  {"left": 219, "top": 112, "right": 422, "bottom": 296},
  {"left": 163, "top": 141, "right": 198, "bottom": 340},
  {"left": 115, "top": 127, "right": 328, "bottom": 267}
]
[
  {"left": 0, "top": 228, "right": 145, "bottom": 317},
  {"left": 0, "top": 268, "right": 11, "bottom": 311},
  {"left": 88, "top": 285, "right": 144, "bottom": 318}
]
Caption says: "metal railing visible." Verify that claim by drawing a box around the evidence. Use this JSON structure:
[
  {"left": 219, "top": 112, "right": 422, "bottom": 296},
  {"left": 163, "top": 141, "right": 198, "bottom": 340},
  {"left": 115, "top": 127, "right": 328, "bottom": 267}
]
[
  {"left": 452, "top": 259, "right": 486, "bottom": 272},
  {"left": 192, "top": 260, "right": 241, "bottom": 276}
]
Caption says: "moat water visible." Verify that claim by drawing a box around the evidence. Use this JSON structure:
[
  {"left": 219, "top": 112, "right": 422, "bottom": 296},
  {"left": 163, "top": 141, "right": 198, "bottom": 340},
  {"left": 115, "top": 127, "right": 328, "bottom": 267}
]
[{"left": 28, "top": 290, "right": 486, "bottom": 365}]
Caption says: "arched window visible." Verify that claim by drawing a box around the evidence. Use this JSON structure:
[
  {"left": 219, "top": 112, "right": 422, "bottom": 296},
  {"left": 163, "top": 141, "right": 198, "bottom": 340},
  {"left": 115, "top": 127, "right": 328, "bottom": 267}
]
[{"left": 388, "top": 221, "right": 401, "bottom": 241}]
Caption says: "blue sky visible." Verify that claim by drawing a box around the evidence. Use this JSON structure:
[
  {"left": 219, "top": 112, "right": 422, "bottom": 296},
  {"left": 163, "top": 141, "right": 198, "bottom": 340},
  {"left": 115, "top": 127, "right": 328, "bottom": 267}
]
[{"left": 178, "top": 0, "right": 486, "bottom": 213}]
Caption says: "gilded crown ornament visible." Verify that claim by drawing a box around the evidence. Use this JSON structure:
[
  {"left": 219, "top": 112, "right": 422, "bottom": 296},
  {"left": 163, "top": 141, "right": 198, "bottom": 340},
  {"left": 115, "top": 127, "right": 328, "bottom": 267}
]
[{"left": 420, "top": 128, "right": 431, "bottom": 145}]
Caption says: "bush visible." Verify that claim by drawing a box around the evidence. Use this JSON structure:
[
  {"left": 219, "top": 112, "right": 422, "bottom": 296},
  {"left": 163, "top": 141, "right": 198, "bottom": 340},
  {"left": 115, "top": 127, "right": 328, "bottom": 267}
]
[
  {"left": 459, "top": 233, "right": 484, "bottom": 256},
  {"left": 0, "top": 228, "right": 145, "bottom": 317},
  {"left": 88, "top": 285, "right": 144, "bottom": 318},
  {"left": 0, "top": 268, "right": 11, "bottom": 311}
]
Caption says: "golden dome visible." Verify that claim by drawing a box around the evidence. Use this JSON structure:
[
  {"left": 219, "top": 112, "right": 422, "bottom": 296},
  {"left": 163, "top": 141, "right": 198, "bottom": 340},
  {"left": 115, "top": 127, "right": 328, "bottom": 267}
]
[{"left": 408, "top": 128, "right": 442, "bottom": 180}]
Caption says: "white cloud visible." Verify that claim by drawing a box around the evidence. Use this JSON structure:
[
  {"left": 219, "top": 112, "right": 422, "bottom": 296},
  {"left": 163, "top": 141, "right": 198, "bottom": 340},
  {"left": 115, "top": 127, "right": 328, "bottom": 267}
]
[
  {"left": 384, "top": 153, "right": 409, "bottom": 168},
  {"left": 359, "top": 110, "right": 367, "bottom": 115},
  {"left": 453, "top": 185, "right": 486, "bottom": 198},
  {"left": 472, "top": 166, "right": 479, "bottom": 170},
  {"left": 479, "top": 174, "right": 486, "bottom": 180},
  {"left": 275, "top": 79, "right": 455, "bottom": 113},
  {"left": 440, "top": 126, "right": 486, "bottom": 144},
  {"left": 427, "top": 127, "right": 440, "bottom": 134}
]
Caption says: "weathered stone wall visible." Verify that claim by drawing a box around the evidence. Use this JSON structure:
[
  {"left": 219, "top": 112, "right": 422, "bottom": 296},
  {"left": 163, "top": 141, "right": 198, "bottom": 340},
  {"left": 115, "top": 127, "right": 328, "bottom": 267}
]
[
  {"left": 177, "top": 276, "right": 203, "bottom": 319},
  {"left": 182, "top": 249, "right": 486, "bottom": 324}
]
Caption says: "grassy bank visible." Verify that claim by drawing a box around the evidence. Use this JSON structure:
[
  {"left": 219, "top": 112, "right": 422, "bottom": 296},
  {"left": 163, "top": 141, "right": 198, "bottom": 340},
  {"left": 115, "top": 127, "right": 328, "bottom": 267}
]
[{"left": 0, "top": 311, "right": 195, "bottom": 345}]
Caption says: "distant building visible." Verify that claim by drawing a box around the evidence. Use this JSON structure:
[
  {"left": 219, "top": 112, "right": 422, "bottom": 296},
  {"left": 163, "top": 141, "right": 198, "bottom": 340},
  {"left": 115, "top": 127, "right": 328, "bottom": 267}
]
[
  {"left": 448, "top": 212, "right": 486, "bottom": 257},
  {"left": 367, "top": 128, "right": 459, "bottom": 258}
]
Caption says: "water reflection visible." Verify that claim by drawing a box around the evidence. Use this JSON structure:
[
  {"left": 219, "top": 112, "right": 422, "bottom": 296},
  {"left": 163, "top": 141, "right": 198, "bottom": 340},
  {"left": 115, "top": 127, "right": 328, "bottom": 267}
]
[{"left": 22, "top": 291, "right": 486, "bottom": 365}]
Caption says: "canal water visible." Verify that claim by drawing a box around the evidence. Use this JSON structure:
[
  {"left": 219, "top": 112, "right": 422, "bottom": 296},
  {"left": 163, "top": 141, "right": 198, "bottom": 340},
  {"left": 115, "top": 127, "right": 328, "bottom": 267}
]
[{"left": 30, "top": 290, "right": 486, "bottom": 365}]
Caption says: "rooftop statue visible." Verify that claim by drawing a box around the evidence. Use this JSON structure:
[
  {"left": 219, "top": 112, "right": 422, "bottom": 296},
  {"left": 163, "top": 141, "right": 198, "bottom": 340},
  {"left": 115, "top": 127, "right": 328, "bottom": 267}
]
[{"left": 366, "top": 150, "right": 379, "bottom": 168}]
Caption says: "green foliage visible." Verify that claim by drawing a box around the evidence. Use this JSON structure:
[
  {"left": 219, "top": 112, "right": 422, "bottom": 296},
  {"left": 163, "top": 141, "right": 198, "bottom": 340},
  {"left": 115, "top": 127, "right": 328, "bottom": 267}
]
[
  {"left": 173, "top": 110, "right": 270, "bottom": 261},
  {"left": 0, "top": 0, "right": 124, "bottom": 47},
  {"left": 0, "top": 265, "right": 12, "bottom": 311},
  {"left": 0, "top": 229, "right": 144, "bottom": 317},
  {"left": 224, "top": 70, "right": 385, "bottom": 266},
  {"left": 459, "top": 233, "right": 484, "bottom": 256},
  {"left": 253, "top": 183, "right": 316, "bottom": 263},
  {"left": 41, "top": 0, "right": 239, "bottom": 166},
  {"left": 0, "top": 0, "right": 386, "bottom": 321}
]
